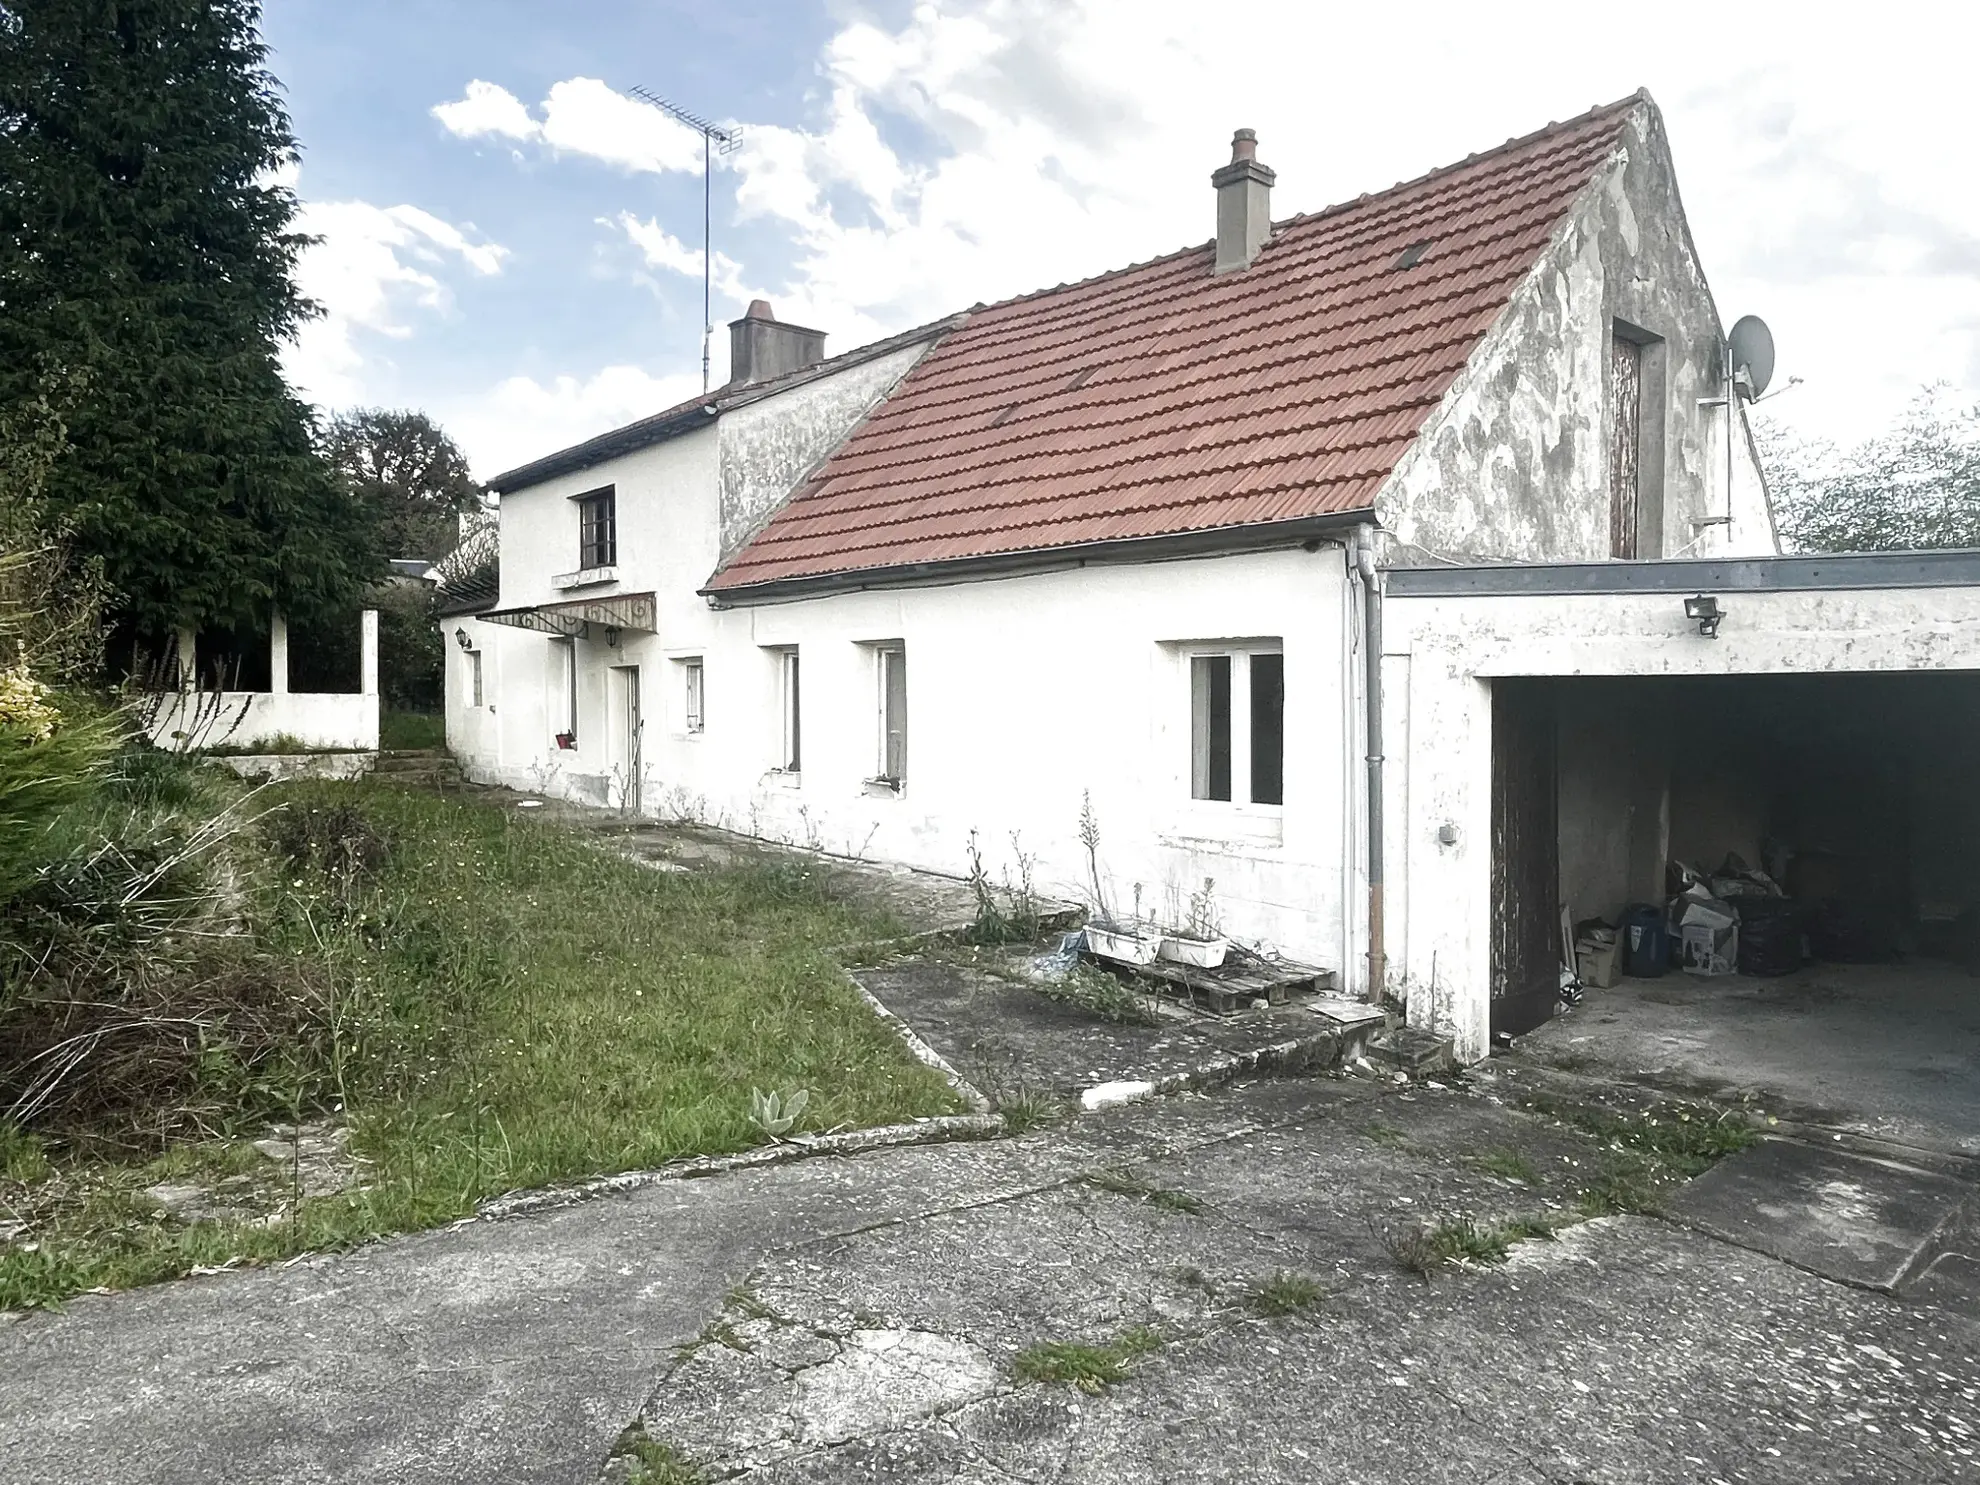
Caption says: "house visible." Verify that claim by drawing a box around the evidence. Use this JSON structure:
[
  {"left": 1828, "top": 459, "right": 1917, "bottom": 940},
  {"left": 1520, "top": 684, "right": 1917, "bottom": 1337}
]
[{"left": 444, "top": 91, "right": 1851, "bottom": 1062}]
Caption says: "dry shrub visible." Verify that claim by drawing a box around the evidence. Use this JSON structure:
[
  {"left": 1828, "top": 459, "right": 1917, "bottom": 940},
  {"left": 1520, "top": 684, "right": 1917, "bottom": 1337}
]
[
  {"left": 0, "top": 805, "right": 335, "bottom": 1144},
  {"left": 264, "top": 800, "right": 388, "bottom": 884}
]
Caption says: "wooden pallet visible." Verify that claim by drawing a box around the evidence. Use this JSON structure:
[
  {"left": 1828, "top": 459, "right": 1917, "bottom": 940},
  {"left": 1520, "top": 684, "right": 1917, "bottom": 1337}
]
[{"left": 1103, "top": 954, "right": 1340, "bottom": 1015}]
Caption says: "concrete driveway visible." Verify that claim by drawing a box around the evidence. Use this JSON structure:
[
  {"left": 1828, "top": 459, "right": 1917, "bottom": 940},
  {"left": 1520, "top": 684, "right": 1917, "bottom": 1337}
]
[
  {"left": 2, "top": 1074, "right": 1976, "bottom": 1484},
  {"left": 1517, "top": 961, "right": 1980, "bottom": 1156}
]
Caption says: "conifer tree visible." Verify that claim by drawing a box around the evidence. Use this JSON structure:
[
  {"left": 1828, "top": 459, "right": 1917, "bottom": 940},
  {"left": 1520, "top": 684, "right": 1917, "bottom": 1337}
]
[{"left": 0, "top": 0, "right": 377, "bottom": 654}]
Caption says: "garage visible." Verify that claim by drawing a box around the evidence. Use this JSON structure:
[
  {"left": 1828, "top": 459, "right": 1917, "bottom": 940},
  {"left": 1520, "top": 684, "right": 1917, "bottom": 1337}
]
[{"left": 1384, "top": 551, "right": 1980, "bottom": 1153}]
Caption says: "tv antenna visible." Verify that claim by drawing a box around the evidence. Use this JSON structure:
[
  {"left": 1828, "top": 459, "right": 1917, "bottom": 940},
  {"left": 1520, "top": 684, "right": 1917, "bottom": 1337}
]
[{"left": 629, "top": 86, "right": 742, "bottom": 393}]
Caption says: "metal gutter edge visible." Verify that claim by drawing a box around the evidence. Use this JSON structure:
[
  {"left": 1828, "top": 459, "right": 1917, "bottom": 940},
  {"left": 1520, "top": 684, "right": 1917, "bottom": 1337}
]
[
  {"left": 700, "top": 511, "right": 1369, "bottom": 606},
  {"left": 1385, "top": 549, "right": 1980, "bottom": 599}
]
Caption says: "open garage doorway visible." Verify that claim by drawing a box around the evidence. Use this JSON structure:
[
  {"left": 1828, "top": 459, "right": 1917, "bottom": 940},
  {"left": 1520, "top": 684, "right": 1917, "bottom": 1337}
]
[{"left": 1506, "top": 670, "right": 1980, "bottom": 1153}]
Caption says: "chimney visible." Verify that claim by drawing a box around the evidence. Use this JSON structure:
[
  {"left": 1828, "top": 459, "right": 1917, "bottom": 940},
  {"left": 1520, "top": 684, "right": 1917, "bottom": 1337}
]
[
  {"left": 1211, "top": 129, "right": 1275, "bottom": 273},
  {"left": 727, "top": 300, "right": 828, "bottom": 387}
]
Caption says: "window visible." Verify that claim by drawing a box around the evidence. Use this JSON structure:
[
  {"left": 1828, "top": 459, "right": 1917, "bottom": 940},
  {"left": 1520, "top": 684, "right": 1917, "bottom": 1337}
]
[
  {"left": 553, "top": 638, "right": 577, "bottom": 747},
  {"left": 876, "top": 644, "right": 906, "bottom": 785},
  {"left": 1188, "top": 647, "right": 1283, "bottom": 807},
  {"left": 467, "top": 649, "right": 484, "bottom": 709},
  {"left": 776, "top": 648, "right": 801, "bottom": 772},
  {"left": 682, "top": 657, "right": 705, "bottom": 734},
  {"left": 1609, "top": 321, "right": 1666, "bottom": 559},
  {"left": 575, "top": 486, "right": 617, "bottom": 569}
]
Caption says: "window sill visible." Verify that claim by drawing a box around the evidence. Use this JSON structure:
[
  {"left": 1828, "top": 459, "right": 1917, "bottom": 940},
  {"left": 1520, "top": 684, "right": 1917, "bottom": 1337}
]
[
  {"left": 1164, "top": 804, "right": 1285, "bottom": 849},
  {"left": 551, "top": 565, "right": 618, "bottom": 590},
  {"left": 862, "top": 777, "right": 904, "bottom": 800},
  {"left": 761, "top": 769, "right": 801, "bottom": 790}
]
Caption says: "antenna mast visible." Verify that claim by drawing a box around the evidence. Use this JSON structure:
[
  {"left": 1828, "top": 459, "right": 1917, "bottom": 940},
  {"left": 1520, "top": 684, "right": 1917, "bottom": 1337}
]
[{"left": 629, "top": 86, "right": 742, "bottom": 393}]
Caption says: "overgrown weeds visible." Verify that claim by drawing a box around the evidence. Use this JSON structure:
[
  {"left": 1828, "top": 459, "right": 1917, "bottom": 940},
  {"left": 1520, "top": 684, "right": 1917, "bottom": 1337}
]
[
  {"left": 0, "top": 780, "right": 959, "bottom": 1309},
  {"left": 961, "top": 828, "right": 1041, "bottom": 945},
  {"left": 610, "top": 1423, "right": 704, "bottom": 1485},
  {"left": 996, "top": 1087, "right": 1064, "bottom": 1134},
  {"left": 1034, "top": 963, "right": 1164, "bottom": 1026},
  {"left": 1011, "top": 1325, "right": 1164, "bottom": 1393}
]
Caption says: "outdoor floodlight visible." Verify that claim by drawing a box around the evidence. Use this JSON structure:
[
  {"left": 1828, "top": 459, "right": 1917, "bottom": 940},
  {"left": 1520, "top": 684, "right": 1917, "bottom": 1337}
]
[{"left": 1684, "top": 594, "right": 1723, "bottom": 639}]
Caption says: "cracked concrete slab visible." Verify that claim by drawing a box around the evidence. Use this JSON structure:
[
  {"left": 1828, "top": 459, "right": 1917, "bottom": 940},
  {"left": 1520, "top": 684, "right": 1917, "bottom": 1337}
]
[
  {"left": 855, "top": 960, "right": 1341, "bottom": 1110},
  {"left": 1662, "top": 1137, "right": 1971, "bottom": 1291},
  {"left": 606, "top": 1082, "right": 1980, "bottom": 1485},
  {"left": 0, "top": 1085, "right": 1325, "bottom": 1485}
]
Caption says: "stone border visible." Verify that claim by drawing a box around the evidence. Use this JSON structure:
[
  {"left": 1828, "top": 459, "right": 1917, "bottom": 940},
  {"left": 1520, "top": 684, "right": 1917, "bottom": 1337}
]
[{"left": 473, "top": 1115, "right": 1006, "bottom": 1222}]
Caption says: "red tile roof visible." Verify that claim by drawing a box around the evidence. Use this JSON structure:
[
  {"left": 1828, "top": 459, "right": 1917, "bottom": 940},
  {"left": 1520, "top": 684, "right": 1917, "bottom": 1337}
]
[{"left": 707, "top": 94, "right": 1646, "bottom": 596}]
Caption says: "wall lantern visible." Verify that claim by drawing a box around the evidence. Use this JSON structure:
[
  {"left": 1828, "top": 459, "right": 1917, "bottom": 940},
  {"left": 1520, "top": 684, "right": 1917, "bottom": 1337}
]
[
  {"left": 1683, "top": 594, "right": 1724, "bottom": 639},
  {"left": 604, "top": 626, "right": 621, "bottom": 649},
  {"left": 455, "top": 627, "right": 472, "bottom": 651}
]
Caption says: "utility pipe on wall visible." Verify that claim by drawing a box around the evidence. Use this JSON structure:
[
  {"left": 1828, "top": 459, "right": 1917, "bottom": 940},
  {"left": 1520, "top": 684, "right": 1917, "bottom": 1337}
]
[{"left": 1354, "top": 524, "right": 1386, "bottom": 1005}]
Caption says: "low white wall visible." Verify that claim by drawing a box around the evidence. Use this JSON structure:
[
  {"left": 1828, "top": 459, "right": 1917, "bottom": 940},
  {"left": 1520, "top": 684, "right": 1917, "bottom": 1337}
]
[
  {"left": 448, "top": 546, "right": 1364, "bottom": 982},
  {"left": 143, "top": 609, "right": 380, "bottom": 753},
  {"left": 217, "top": 751, "right": 377, "bottom": 782},
  {"left": 147, "top": 689, "right": 380, "bottom": 752},
  {"left": 1386, "top": 583, "right": 1980, "bottom": 1062}
]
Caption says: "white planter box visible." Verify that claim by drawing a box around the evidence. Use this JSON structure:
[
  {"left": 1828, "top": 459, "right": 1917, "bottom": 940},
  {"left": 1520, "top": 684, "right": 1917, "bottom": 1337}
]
[
  {"left": 1159, "top": 934, "right": 1230, "bottom": 969},
  {"left": 1085, "top": 923, "right": 1162, "bottom": 966}
]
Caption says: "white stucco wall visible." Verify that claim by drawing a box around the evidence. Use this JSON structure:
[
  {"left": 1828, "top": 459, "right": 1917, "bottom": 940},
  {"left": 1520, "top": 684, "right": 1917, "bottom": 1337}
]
[
  {"left": 146, "top": 610, "right": 380, "bottom": 752},
  {"left": 1384, "top": 583, "right": 1980, "bottom": 1062},
  {"left": 456, "top": 542, "right": 1361, "bottom": 979}
]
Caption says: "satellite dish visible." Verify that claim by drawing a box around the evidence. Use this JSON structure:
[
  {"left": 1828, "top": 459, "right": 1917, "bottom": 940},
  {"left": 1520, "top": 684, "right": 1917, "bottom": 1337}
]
[{"left": 1727, "top": 315, "right": 1775, "bottom": 400}]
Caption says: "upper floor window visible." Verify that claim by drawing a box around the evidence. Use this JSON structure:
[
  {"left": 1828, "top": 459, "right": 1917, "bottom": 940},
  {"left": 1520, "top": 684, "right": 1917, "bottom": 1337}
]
[
  {"left": 1189, "top": 646, "right": 1283, "bottom": 807},
  {"left": 1609, "top": 321, "right": 1666, "bottom": 560},
  {"left": 575, "top": 487, "right": 617, "bottom": 569}
]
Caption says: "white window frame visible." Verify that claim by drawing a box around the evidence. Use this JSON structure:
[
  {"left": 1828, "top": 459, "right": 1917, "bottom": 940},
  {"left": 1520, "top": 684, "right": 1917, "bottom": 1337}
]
[
  {"left": 1177, "top": 640, "right": 1284, "bottom": 827},
  {"left": 680, "top": 656, "right": 705, "bottom": 736},
  {"left": 773, "top": 647, "right": 801, "bottom": 774},
  {"left": 552, "top": 637, "right": 578, "bottom": 748},
  {"left": 869, "top": 642, "right": 906, "bottom": 792}
]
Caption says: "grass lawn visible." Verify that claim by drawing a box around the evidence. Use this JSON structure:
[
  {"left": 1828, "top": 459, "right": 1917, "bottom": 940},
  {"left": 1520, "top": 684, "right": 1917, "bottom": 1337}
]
[
  {"left": 379, "top": 710, "right": 447, "bottom": 750},
  {"left": 0, "top": 784, "right": 959, "bottom": 1309}
]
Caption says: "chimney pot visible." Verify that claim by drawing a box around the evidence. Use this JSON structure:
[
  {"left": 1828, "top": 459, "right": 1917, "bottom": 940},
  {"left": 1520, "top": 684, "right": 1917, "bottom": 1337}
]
[
  {"left": 1210, "top": 127, "right": 1275, "bottom": 273},
  {"left": 727, "top": 300, "right": 828, "bottom": 387}
]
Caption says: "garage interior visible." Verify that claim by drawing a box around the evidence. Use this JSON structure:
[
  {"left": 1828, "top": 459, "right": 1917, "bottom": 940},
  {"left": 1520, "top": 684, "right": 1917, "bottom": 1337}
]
[{"left": 1497, "top": 670, "right": 1980, "bottom": 1151}]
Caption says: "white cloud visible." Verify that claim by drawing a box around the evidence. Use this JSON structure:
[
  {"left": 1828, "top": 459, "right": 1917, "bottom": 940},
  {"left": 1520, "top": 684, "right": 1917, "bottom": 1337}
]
[
  {"left": 430, "top": 78, "right": 538, "bottom": 142},
  {"left": 441, "top": 364, "right": 703, "bottom": 479},
  {"left": 610, "top": 212, "right": 753, "bottom": 302},
  {"left": 432, "top": 77, "right": 708, "bottom": 176},
  {"left": 285, "top": 195, "right": 508, "bottom": 406},
  {"left": 709, "top": 0, "right": 1980, "bottom": 446}
]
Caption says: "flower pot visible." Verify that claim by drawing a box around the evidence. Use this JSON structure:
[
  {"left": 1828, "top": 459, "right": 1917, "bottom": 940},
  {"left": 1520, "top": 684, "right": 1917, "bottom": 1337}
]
[
  {"left": 1159, "top": 933, "right": 1229, "bottom": 969},
  {"left": 1084, "top": 922, "right": 1161, "bottom": 966}
]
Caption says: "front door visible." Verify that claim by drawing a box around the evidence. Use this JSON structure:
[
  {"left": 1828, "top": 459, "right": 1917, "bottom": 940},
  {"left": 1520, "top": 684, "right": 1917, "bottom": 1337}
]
[
  {"left": 614, "top": 665, "right": 642, "bottom": 812},
  {"left": 1490, "top": 677, "right": 1559, "bottom": 1038}
]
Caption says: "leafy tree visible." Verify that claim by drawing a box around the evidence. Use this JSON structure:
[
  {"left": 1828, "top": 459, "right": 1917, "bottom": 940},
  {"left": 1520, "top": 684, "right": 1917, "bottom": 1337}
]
[
  {"left": 1759, "top": 388, "right": 1980, "bottom": 553},
  {"left": 0, "top": 0, "right": 378, "bottom": 654},
  {"left": 325, "top": 409, "right": 484, "bottom": 563}
]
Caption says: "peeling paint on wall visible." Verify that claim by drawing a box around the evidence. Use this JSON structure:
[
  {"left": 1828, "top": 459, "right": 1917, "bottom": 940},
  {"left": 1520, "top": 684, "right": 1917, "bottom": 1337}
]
[
  {"left": 1377, "top": 103, "right": 1775, "bottom": 566},
  {"left": 717, "top": 344, "right": 931, "bottom": 564}
]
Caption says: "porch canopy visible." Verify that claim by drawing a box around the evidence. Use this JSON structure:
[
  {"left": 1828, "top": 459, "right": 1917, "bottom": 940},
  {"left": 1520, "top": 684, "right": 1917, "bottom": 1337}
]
[{"left": 477, "top": 591, "right": 657, "bottom": 639}]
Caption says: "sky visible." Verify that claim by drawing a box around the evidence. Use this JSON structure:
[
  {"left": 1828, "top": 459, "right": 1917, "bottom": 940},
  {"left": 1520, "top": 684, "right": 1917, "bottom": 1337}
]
[{"left": 262, "top": 0, "right": 1980, "bottom": 479}]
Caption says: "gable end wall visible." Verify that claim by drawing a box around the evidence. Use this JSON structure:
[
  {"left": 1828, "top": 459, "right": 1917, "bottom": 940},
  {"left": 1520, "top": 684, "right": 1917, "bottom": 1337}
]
[{"left": 1375, "top": 103, "right": 1775, "bottom": 564}]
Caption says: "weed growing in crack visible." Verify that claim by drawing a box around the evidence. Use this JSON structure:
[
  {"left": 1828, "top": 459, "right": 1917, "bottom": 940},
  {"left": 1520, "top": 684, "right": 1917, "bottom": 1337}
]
[
  {"left": 1079, "top": 1166, "right": 1205, "bottom": 1215},
  {"left": 1527, "top": 1095, "right": 1758, "bottom": 1175},
  {"left": 1363, "top": 1120, "right": 1409, "bottom": 1148},
  {"left": 1245, "top": 1270, "right": 1326, "bottom": 1317},
  {"left": 725, "top": 1284, "right": 780, "bottom": 1323},
  {"left": 1035, "top": 963, "right": 1166, "bottom": 1026},
  {"left": 611, "top": 1424, "right": 704, "bottom": 1485},
  {"left": 1011, "top": 1325, "right": 1164, "bottom": 1394},
  {"left": 1471, "top": 1147, "right": 1539, "bottom": 1183},
  {"left": 997, "top": 1087, "right": 1065, "bottom": 1134},
  {"left": 1383, "top": 1214, "right": 1567, "bottom": 1278},
  {"left": 1577, "top": 1157, "right": 1663, "bottom": 1216}
]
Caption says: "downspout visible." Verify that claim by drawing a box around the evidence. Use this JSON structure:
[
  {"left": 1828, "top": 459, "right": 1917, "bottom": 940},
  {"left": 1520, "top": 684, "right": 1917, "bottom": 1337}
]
[{"left": 1353, "top": 524, "right": 1386, "bottom": 1006}]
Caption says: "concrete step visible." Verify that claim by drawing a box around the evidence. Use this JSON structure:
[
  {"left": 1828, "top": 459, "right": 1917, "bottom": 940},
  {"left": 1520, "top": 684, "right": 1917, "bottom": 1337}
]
[{"left": 1365, "top": 1025, "right": 1456, "bottom": 1076}]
